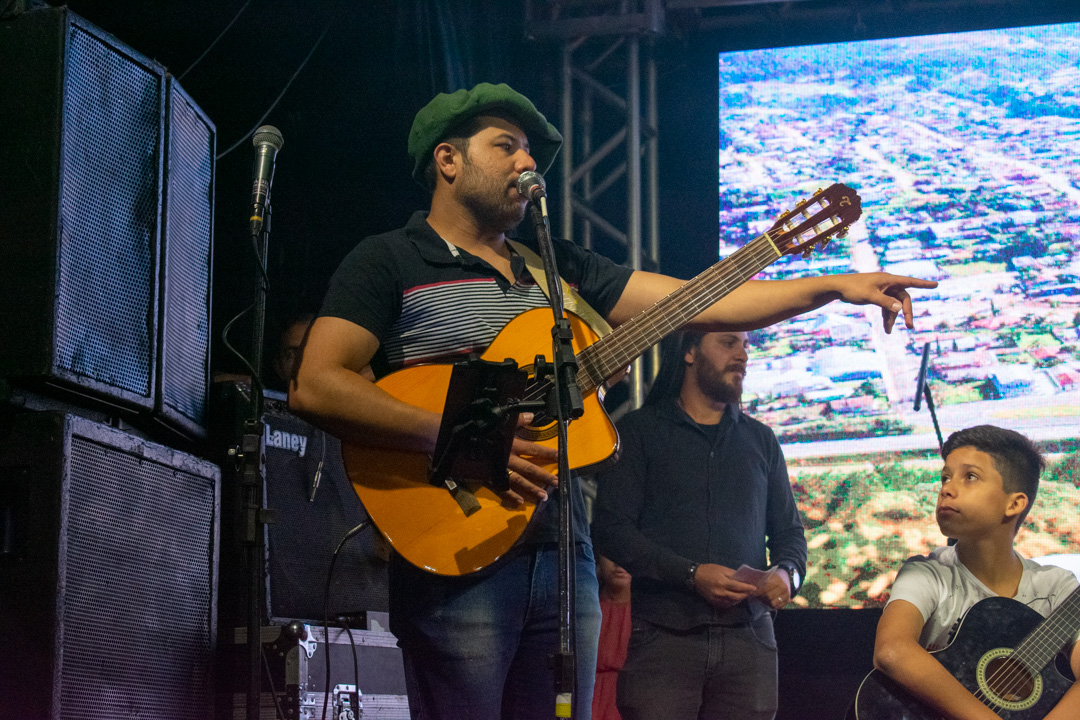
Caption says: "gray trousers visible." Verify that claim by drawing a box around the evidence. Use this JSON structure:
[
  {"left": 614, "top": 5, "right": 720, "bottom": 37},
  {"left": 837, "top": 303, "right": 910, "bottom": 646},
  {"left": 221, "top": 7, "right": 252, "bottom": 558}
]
[{"left": 616, "top": 614, "right": 778, "bottom": 720}]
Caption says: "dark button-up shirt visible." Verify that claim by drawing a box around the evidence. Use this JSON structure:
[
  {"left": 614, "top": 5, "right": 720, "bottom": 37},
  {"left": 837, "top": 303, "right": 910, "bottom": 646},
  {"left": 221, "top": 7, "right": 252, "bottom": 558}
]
[{"left": 592, "top": 398, "right": 807, "bottom": 630}]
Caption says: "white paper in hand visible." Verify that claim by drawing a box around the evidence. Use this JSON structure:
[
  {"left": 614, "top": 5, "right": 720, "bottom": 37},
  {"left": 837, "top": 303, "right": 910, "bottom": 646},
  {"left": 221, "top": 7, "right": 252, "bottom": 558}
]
[{"left": 731, "top": 564, "right": 776, "bottom": 591}]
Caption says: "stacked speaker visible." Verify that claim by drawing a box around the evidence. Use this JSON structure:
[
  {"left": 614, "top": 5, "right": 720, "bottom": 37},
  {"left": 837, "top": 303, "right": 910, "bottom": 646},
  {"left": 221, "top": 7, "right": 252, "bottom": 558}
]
[
  {"left": 0, "top": 413, "right": 221, "bottom": 720},
  {"left": 0, "top": 5, "right": 214, "bottom": 440},
  {"left": 0, "top": 7, "right": 220, "bottom": 720}
]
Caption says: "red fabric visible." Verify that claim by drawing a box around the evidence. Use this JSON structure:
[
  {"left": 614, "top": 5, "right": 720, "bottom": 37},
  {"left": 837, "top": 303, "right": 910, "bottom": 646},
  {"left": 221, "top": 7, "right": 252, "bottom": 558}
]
[{"left": 591, "top": 598, "right": 631, "bottom": 720}]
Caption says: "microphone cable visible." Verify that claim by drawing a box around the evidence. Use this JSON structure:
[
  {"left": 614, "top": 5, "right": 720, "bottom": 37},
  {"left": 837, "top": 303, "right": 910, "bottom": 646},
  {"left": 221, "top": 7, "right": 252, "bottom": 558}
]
[
  {"left": 177, "top": 0, "right": 252, "bottom": 81},
  {"left": 321, "top": 519, "right": 372, "bottom": 720},
  {"left": 217, "top": 20, "right": 331, "bottom": 160},
  {"left": 335, "top": 619, "right": 362, "bottom": 720}
]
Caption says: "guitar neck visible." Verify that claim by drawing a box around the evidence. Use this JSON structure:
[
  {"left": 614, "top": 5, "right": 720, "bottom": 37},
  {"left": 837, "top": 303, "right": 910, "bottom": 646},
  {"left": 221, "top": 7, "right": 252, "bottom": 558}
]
[
  {"left": 1013, "top": 583, "right": 1080, "bottom": 672},
  {"left": 575, "top": 231, "right": 782, "bottom": 392}
]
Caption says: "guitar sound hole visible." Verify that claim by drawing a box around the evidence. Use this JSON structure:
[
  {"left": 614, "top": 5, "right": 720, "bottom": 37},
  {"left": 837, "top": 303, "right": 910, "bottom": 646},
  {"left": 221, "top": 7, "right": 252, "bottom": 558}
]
[
  {"left": 529, "top": 411, "right": 553, "bottom": 427},
  {"left": 517, "top": 379, "right": 552, "bottom": 429},
  {"left": 984, "top": 657, "right": 1035, "bottom": 702},
  {"left": 515, "top": 407, "right": 558, "bottom": 443}
]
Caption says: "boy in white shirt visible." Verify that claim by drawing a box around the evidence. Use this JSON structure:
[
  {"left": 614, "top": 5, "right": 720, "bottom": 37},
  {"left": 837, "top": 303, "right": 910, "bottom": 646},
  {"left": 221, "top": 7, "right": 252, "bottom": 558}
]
[{"left": 873, "top": 424, "right": 1080, "bottom": 719}]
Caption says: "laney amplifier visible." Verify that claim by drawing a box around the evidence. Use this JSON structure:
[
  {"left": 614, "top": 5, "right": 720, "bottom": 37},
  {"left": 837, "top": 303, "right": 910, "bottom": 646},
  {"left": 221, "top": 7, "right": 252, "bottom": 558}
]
[{"left": 212, "top": 382, "right": 390, "bottom": 628}]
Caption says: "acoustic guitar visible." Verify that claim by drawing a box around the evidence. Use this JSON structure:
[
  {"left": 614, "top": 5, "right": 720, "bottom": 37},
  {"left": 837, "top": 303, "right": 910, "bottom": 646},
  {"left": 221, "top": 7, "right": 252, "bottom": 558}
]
[
  {"left": 343, "top": 183, "right": 862, "bottom": 575},
  {"left": 854, "top": 586, "right": 1080, "bottom": 719}
]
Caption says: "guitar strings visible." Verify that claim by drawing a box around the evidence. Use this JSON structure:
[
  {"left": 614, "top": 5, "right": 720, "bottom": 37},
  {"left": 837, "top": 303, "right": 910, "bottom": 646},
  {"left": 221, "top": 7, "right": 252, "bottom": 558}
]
[
  {"left": 956, "top": 603, "right": 1053, "bottom": 705},
  {"left": 996, "top": 589, "right": 1080, "bottom": 703},
  {"left": 966, "top": 587, "right": 1080, "bottom": 708},
  {"left": 983, "top": 590, "right": 1080, "bottom": 704},
  {"left": 520, "top": 193, "right": 847, "bottom": 425},
  {"left": 575, "top": 238, "right": 766, "bottom": 383},
  {"left": 521, "top": 232, "right": 780, "bottom": 411},
  {"left": 577, "top": 236, "right": 773, "bottom": 390},
  {"left": 579, "top": 204, "right": 845, "bottom": 386},
  {"left": 579, "top": 221, "right": 803, "bottom": 383}
]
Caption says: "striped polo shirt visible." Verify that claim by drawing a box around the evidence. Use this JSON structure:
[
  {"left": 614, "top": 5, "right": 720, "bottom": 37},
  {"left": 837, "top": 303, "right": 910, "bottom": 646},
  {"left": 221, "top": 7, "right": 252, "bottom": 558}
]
[{"left": 322, "top": 211, "right": 633, "bottom": 379}]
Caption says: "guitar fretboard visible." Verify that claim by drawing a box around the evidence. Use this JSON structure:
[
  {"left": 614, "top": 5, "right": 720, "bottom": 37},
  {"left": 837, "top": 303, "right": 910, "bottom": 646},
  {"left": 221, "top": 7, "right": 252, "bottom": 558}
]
[
  {"left": 1013, "top": 583, "right": 1080, "bottom": 673},
  {"left": 574, "top": 229, "right": 782, "bottom": 393}
]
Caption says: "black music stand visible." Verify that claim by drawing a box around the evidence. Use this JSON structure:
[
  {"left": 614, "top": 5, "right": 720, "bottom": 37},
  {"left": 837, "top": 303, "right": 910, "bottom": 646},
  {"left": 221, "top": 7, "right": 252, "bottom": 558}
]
[{"left": 430, "top": 356, "right": 531, "bottom": 495}]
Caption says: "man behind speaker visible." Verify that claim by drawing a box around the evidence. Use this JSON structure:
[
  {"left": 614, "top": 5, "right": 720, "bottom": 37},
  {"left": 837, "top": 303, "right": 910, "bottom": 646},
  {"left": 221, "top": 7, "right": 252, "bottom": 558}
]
[
  {"left": 289, "top": 81, "right": 934, "bottom": 719},
  {"left": 271, "top": 312, "right": 315, "bottom": 391}
]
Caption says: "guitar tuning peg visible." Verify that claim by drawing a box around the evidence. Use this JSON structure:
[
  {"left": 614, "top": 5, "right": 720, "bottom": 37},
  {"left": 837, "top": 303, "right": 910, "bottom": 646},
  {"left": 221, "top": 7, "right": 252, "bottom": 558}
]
[
  {"left": 837, "top": 228, "right": 849, "bottom": 239},
  {"left": 802, "top": 245, "right": 814, "bottom": 258},
  {"left": 820, "top": 236, "right": 831, "bottom": 249}
]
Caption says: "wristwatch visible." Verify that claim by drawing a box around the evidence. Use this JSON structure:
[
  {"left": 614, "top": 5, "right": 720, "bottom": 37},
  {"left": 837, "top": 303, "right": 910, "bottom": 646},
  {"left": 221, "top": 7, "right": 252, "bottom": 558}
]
[
  {"left": 685, "top": 562, "right": 700, "bottom": 590},
  {"left": 776, "top": 563, "right": 802, "bottom": 596}
]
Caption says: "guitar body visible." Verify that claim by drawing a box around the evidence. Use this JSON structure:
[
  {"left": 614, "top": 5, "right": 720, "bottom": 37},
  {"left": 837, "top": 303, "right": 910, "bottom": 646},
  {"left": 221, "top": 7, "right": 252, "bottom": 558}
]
[
  {"left": 341, "top": 308, "right": 615, "bottom": 576},
  {"left": 854, "top": 597, "right": 1074, "bottom": 719}
]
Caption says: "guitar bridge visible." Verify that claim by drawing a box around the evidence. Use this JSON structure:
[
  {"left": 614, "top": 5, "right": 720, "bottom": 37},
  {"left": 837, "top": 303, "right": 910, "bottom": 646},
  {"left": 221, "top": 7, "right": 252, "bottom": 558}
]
[{"left": 443, "top": 478, "right": 481, "bottom": 517}]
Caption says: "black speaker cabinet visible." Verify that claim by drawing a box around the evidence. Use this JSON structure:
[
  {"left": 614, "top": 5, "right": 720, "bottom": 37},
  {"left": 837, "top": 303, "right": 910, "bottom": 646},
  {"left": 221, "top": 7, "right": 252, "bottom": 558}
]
[
  {"left": 159, "top": 77, "right": 215, "bottom": 439},
  {"left": 0, "top": 412, "right": 221, "bottom": 720},
  {"left": 214, "top": 384, "right": 390, "bottom": 628},
  {"left": 0, "top": 7, "right": 214, "bottom": 438}
]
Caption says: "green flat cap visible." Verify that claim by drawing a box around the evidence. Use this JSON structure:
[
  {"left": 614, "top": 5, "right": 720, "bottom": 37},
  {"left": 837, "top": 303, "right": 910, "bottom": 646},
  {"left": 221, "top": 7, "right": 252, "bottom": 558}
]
[{"left": 408, "top": 82, "right": 563, "bottom": 186}]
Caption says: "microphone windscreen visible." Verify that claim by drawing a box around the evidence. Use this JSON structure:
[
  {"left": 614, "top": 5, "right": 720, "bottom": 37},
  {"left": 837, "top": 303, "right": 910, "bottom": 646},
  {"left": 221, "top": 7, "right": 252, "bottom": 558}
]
[
  {"left": 253, "top": 125, "right": 284, "bottom": 151},
  {"left": 516, "top": 170, "right": 545, "bottom": 199}
]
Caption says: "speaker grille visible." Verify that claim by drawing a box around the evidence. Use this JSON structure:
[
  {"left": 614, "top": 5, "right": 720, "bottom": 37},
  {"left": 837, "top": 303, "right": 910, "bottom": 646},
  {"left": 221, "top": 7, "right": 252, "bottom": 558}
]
[
  {"left": 55, "top": 22, "right": 162, "bottom": 401},
  {"left": 58, "top": 434, "right": 217, "bottom": 719},
  {"left": 160, "top": 79, "right": 215, "bottom": 436}
]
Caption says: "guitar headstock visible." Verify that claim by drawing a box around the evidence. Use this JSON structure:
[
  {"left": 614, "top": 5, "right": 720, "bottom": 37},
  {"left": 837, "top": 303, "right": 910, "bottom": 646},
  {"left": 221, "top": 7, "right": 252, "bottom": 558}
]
[{"left": 768, "top": 183, "right": 862, "bottom": 258}]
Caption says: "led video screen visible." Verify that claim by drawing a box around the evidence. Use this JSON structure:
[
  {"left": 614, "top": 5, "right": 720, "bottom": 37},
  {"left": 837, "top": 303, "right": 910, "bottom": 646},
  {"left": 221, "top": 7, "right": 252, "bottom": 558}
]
[{"left": 719, "top": 22, "right": 1080, "bottom": 608}]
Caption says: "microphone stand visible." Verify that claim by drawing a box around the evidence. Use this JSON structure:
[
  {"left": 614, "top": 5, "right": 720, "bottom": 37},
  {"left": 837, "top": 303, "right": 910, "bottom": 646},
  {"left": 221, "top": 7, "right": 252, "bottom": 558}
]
[
  {"left": 913, "top": 342, "right": 944, "bottom": 453},
  {"left": 527, "top": 196, "right": 585, "bottom": 719},
  {"left": 923, "top": 384, "right": 953, "bottom": 547},
  {"left": 242, "top": 202, "right": 271, "bottom": 720},
  {"left": 912, "top": 342, "right": 948, "bottom": 545},
  {"left": 920, "top": 381, "right": 944, "bottom": 453}
]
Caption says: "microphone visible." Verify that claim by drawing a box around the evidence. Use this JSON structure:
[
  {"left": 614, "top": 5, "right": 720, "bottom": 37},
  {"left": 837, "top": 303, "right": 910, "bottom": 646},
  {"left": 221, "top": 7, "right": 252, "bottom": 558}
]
[
  {"left": 250, "top": 125, "right": 284, "bottom": 237},
  {"left": 516, "top": 171, "right": 546, "bottom": 203},
  {"left": 913, "top": 342, "right": 931, "bottom": 411}
]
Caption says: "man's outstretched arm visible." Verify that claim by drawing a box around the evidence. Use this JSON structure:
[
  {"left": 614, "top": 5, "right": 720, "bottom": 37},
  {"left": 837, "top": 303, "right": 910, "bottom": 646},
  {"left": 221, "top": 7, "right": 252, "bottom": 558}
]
[{"left": 607, "top": 271, "right": 937, "bottom": 333}]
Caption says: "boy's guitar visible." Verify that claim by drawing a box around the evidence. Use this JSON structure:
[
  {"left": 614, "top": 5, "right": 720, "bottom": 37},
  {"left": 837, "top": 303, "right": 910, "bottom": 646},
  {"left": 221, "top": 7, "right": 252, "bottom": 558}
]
[
  {"left": 342, "top": 184, "right": 862, "bottom": 576},
  {"left": 854, "top": 586, "right": 1080, "bottom": 719}
]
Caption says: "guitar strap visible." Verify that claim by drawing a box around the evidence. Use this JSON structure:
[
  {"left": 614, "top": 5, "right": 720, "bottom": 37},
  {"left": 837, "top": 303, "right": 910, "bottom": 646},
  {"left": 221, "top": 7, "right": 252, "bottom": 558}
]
[{"left": 506, "top": 239, "right": 613, "bottom": 338}]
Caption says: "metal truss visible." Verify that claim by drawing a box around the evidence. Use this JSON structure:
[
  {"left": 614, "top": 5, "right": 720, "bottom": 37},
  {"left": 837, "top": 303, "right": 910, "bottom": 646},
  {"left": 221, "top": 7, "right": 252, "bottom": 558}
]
[
  {"left": 527, "top": 1, "right": 664, "bottom": 416},
  {"left": 524, "top": 0, "right": 1047, "bottom": 420}
]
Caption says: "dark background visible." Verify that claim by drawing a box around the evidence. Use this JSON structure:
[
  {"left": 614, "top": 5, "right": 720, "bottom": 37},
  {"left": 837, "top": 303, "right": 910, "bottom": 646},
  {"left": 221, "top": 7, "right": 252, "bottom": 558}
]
[
  {"left": 55, "top": 0, "right": 1080, "bottom": 379},
  {"left": 29, "top": 1, "right": 1080, "bottom": 717}
]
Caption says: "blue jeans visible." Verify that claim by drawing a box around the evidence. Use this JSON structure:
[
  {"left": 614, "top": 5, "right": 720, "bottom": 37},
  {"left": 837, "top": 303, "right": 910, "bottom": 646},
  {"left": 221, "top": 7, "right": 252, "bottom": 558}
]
[
  {"left": 388, "top": 543, "right": 602, "bottom": 720},
  {"left": 616, "top": 614, "right": 778, "bottom": 720}
]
